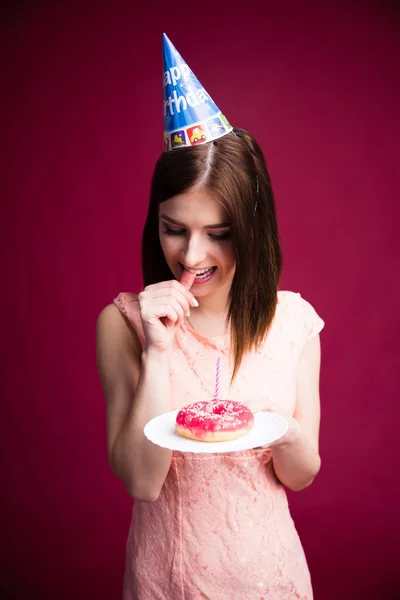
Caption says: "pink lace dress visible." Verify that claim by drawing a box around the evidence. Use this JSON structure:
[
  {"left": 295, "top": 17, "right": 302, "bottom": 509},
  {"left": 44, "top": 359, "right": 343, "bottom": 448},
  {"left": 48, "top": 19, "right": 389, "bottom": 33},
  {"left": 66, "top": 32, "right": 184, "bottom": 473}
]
[{"left": 113, "top": 290, "right": 324, "bottom": 600}]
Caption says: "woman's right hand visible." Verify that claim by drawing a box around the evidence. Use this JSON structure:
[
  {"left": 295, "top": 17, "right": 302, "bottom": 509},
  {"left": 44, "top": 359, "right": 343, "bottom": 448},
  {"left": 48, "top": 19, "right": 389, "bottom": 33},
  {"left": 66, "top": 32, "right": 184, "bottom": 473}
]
[{"left": 138, "top": 271, "right": 197, "bottom": 353}]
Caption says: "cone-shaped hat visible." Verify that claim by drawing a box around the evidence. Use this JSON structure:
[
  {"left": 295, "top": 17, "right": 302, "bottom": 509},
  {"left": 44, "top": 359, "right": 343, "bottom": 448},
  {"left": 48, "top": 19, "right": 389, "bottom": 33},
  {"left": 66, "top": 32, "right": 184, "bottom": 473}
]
[{"left": 163, "top": 33, "right": 233, "bottom": 151}]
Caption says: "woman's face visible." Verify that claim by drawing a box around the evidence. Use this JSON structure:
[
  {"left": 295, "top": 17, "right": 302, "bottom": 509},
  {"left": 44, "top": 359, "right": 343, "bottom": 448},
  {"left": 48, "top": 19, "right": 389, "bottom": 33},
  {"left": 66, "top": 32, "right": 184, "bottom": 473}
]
[{"left": 158, "top": 187, "right": 236, "bottom": 298}]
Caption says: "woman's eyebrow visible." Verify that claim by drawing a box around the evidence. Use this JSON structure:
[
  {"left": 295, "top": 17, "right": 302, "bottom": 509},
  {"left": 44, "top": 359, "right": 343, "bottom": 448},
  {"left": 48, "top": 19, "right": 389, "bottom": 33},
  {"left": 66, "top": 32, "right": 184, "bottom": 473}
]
[{"left": 159, "top": 214, "right": 231, "bottom": 229}]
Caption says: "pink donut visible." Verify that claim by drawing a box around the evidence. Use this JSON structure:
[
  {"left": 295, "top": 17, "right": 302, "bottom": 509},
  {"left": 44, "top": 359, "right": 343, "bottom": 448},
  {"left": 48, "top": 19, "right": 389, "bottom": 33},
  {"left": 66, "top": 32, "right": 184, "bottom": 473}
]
[{"left": 176, "top": 399, "right": 254, "bottom": 442}]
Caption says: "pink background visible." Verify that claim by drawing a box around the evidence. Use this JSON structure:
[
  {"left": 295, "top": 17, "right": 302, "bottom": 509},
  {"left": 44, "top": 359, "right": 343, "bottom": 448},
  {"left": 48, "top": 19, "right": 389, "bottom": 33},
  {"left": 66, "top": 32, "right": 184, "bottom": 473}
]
[{"left": 1, "top": 0, "right": 399, "bottom": 598}]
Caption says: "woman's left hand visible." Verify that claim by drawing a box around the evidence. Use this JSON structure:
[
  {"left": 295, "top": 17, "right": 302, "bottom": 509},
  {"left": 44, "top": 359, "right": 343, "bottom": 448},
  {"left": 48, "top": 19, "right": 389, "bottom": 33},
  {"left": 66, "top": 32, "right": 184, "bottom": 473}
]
[{"left": 258, "top": 400, "right": 301, "bottom": 448}]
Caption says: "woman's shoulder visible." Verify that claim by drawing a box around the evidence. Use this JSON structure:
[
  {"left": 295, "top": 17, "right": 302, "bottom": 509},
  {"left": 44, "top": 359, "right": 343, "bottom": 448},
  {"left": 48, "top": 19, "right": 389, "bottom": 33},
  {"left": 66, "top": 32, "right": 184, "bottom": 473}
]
[
  {"left": 113, "top": 292, "right": 140, "bottom": 318},
  {"left": 278, "top": 290, "right": 320, "bottom": 313},
  {"left": 277, "top": 290, "right": 325, "bottom": 343},
  {"left": 97, "top": 293, "right": 145, "bottom": 350}
]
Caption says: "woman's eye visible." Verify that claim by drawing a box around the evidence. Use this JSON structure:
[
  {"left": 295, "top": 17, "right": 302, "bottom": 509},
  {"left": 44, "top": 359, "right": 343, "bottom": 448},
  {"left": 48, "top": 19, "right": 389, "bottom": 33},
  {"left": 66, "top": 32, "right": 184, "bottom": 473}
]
[
  {"left": 209, "top": 232, "right": 231, "bottom": 242},
  {"left": 163, "top": 227, "right": 185, "bottom": 236},
  {"left": 162, "top": 226, "right": 231, "bottom": 241}
]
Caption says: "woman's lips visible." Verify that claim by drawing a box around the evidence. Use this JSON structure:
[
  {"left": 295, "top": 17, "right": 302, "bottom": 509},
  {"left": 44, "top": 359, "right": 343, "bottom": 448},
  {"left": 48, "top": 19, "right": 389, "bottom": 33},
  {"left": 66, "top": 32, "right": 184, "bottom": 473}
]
[{"left": 180, "top": 264, "right": 217, "bottom": 284}]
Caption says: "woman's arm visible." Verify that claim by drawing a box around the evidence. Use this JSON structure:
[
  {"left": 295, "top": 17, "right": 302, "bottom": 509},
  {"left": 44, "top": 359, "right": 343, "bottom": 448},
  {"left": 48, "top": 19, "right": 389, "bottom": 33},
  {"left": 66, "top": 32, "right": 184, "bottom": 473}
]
[
  {"left": 96, "top": 304, "right": 172, "bottom": 502},
  {"left": 270, "top": 334, "right": 322, "bottom": 491}
]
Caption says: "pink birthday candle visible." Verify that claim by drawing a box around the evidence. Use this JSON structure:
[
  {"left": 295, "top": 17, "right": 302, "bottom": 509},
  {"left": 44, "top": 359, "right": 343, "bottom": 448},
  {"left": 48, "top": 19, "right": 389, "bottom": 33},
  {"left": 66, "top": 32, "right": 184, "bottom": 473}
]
[{"left": 213, "top": 356, "right": 221, "bottom": 399}]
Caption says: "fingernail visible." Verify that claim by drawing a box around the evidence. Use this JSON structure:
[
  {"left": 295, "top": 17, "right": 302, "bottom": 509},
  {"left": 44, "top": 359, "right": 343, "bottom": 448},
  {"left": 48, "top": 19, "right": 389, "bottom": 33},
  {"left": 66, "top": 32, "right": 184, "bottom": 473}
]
[{"left": 192, "top": 298, "right": 199, "bottom": 307}]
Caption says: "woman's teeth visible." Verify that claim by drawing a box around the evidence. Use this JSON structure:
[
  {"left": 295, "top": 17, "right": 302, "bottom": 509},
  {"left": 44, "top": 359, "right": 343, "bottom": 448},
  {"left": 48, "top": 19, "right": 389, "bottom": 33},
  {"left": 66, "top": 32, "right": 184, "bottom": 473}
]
[
  {"left": 183, "top": 266, "right": 215, "bottom": 280},
  {"left": 194, "top": 267, "right": 214, "bottom": 280}
]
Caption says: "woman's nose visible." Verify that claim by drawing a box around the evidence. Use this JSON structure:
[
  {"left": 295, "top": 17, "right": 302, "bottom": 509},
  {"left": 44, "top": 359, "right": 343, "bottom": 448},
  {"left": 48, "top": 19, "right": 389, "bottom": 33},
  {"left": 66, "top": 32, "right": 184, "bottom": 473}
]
[{"left": 181, "top": 235, "right": 206, "bottom": 267}]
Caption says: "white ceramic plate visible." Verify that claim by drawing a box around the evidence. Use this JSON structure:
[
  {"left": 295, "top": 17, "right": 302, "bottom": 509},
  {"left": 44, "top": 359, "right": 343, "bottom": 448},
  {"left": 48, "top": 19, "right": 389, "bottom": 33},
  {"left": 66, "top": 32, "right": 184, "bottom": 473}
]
[{"left": 144, "top": 410, "right": 288, "bottom": 454}]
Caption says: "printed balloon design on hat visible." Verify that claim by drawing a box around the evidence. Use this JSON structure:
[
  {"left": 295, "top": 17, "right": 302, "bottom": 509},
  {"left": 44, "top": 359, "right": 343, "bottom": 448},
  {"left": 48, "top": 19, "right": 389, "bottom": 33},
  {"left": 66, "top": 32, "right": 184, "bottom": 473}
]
[{"left": 163, "top": 33, "right": 233, "bottom": 151}]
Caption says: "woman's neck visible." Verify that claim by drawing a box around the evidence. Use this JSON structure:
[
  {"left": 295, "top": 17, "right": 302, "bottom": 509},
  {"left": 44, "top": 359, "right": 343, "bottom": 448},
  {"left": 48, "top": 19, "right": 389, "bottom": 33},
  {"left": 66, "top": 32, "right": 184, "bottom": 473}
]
[{"left": 188, "top": 288, "right": 230, "bottom": 336}]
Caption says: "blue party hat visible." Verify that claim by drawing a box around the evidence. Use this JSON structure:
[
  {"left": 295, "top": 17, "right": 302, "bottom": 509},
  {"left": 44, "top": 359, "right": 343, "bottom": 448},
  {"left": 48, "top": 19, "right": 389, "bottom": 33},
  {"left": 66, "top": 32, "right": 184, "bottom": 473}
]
[{"left": 163, "top": 33, "right": 233, "bottom": 151}]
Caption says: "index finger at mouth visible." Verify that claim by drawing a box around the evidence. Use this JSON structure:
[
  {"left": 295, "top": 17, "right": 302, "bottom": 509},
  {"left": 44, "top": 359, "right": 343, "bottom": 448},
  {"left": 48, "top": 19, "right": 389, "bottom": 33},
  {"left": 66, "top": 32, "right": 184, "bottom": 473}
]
[
  {"left": 178, "top": 270, "right": 199, "bottom": 307},
  {"left": 179, "top": 269, "right": 196, "bottom": 290}
]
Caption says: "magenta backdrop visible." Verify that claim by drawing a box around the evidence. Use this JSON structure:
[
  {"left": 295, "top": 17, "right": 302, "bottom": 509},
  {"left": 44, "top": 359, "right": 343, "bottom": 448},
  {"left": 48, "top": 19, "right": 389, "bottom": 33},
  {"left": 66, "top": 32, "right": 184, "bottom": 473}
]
[{"left": 1, "top": 1, "right": 399, "bottom": 598}]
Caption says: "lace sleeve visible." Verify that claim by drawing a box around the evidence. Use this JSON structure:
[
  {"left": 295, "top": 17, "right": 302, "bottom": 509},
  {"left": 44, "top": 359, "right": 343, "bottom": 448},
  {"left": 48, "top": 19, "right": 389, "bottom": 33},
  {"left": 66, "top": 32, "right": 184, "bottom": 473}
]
[
  {"left": 298, "top": 295, "right": 325, "bottom": 343},
  {"left": 113, "top": 292, "right": 146, "bottom": 348},
  {"left": 278, "top": 290, "right": 324, "bottom": 348}
]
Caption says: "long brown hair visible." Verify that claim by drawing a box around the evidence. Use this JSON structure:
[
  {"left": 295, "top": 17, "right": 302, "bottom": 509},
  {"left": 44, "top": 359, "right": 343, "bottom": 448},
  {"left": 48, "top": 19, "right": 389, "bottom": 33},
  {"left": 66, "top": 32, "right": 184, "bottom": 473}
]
[{"left": 142, "top": 128, "right": 282, "bottom": 382}]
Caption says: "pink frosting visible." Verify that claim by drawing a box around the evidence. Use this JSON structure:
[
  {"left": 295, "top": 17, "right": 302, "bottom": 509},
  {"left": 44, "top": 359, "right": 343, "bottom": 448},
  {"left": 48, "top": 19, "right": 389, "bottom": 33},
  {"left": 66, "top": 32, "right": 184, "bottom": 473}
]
[{"left": 176, "top": 399, "right": 254, "bottom": 433}]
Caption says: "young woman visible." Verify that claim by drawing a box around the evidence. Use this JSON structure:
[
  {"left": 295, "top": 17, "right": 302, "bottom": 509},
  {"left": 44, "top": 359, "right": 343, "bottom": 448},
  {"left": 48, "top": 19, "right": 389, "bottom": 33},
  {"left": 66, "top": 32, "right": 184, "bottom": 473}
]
[{"left": 96, "top": 127, "right": 324, "bottom": 599}]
